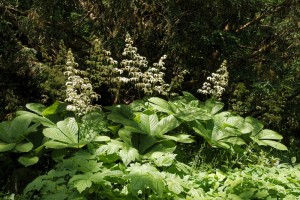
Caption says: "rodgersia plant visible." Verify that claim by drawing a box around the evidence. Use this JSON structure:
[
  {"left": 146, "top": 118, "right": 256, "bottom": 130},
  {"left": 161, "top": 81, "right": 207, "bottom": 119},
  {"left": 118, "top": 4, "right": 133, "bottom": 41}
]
[
  {"left": 64, "top": 50, "right": 100, "bottom": 116},
  {"left": 198, "top": 60, "right": 229, "bottom": 99},
  {"left": 86, "top": 34, "right": 187, "bottom": 103},
  {"left": 113, "top": 33, "right": 172, "bottom": 98}
]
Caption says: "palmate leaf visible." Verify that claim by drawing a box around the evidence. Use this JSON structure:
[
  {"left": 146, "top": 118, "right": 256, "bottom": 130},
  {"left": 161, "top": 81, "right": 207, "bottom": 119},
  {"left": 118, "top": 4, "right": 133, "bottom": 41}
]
[
  {"left": 127, "top": 163, "right": 165, "bottom": 197},
  {"left": 148, "top": 97, "right": 174, "bottom": 114},
  {"left": 26, "top": 103, "right": 47, "bottom": 115},
  {"left": 246, "top": 117, "right": 287, "bottom": 150},
  {"left": 201, "top": 99, "right": 224, "bottom": 115},
  {"left": 153, "top": 115, "right": 180, "bottom": 136},
  {"left": 166, "top": 174, "right": 185, "bottom": 195},
  {"left": 0, "top": 114, "right": 38, "bottom": 155},
  {"left": 191, "top": 112, "right": 247, "bottom": 149},
  {"left": 119, "top": 146, "right": 139, "bottom": 166},
  {"left": 139, "top": 113, "right": 158, "bottom": 135},
  {"left": 43, "top": 118, "right": 81, "bottom": 149},
  {"left": 150, "top": 152, "right": 176, "bottom": 167},
  {"left": 17, "top": 111, "right": 56, "bottom": 127},
  {"left": 74, "top": 179, "right": 92, "bottom": 193},
  {"left": 174, "top": 108, "right": 211, "bottom": 121}
]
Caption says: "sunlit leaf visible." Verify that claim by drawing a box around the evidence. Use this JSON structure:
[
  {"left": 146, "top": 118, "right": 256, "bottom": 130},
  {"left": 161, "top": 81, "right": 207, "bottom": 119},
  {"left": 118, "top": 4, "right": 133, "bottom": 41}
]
[
  {"left": 15, "top": 142, "right": 34, "bottom": 152},
  {"left": 0, "top": 142, "right": 16, "bottom": 152},
  {"left": 73, "top": 179, "right": 92, "bottom": 193}
]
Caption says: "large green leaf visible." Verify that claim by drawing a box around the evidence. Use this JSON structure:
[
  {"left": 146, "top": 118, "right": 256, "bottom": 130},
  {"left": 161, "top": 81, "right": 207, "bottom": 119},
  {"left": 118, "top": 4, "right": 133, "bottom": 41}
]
[
  {"left": 43, "top": 118, "right": 82, "bottom": 149},
  {"left": 139, "top": 113, "right": 158, "bottom": 135},
  {"left": 0, "top": 114, "right": 35, "bottom": 143},
  {"left": 108, "top": 113, "right": 141, "bottom": 132},
  {"left": 26, "top": 103, "right": 46, "bottom": 115},
  {"left": 246, "top": 117, "right": 287, "bottom": 150},
  {"left": 250, "top": 129, "right": 287, "bottom": 150},
  {"left": 191, "top": 112, "right": 248, "bottom": 149},
  {"left": 245, "top": 117, "right": 264, "bottom": 135},
  {"left": 225, "top": 116, "right": 253, "bottom": 134},
  {"left": 254, "top": 129, "right": 283, "bottom": 140},
  {"left": 16, "top": 111, "right": 55, "bottom": 127},
  {"left": 201, "top": 99, "right": 224, "bottom": 115},
  {"left": 174, "top": 108, "right": 211, "bottom": 121},
  {"left": 256, "top": 140, "right": 288, "bottom": 150},
  {"left": 154, "top": 115, "right": 180, "bottom": 136},
  {"left": 131, "top": 133, "right": 157, "bottom": 154},
  {"left": 148, "top": 97, "right": 174, "bottom": 114}
]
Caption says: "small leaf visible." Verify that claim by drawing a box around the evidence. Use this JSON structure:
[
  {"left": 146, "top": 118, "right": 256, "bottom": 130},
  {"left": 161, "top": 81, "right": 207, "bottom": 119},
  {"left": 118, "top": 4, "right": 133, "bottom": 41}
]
[
  {"left": 119, "top": 147, "right": 139, "bottom": 165},
  {"left": 18, "top": 155, "right": 39, "bottom": 167},
  {"left": 73, "top": 179, "right": 92, "bottom": 193},
  {"left": 162, "top": 134, "right": 194, "bottom": 143},
  {"left": 93, "top": 136, "right": 111, "bottom": 142},
  {"left": 166, "top": 174, "right": 184, "bottom": 195},
  {"left": 15, "top": 142, "right": 34, "bottom": 152},
  {"left": 0, "top": 142, "right": 16, "bottom": 152},
  {"left": 151, "top": 152, "right": 176, "bottom": 167}
]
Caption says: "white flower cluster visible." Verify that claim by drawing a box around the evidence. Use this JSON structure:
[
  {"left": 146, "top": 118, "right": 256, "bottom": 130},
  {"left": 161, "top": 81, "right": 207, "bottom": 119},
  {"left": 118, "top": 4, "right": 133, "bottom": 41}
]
[
  {"left": 111, "top": 33, "right": 170, "bottom": 96},
  {"left": 64, "top": 50, "right": 100, "bottom": 116},
  {"left": 197, "top": 60, "right": 229, "bottom": 99}
]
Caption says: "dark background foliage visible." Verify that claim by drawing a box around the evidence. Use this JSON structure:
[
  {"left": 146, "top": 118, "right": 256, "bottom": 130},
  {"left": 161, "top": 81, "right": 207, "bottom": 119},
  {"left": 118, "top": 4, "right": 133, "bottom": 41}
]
[{"left": 0, "top": 0, "right": 299, "bottom": 141}]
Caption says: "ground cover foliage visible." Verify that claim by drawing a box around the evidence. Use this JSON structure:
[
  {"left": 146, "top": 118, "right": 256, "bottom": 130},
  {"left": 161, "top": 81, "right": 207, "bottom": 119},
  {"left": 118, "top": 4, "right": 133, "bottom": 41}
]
[
  {"left": 0, "top": 92, "right": 299, "bottom": 199},
  {"left": 1, "top": 0, "right": 300, "bottom": 199}
]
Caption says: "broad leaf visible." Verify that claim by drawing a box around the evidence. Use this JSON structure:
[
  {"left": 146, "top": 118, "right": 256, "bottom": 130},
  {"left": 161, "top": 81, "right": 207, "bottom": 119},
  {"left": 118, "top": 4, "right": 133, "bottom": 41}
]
[
  {"left": 154, "top": 115, "right": 180, "bottom": 136},
  {"left": 148, "top": 97, "right": 174, "bottom": 114},
  {"left": 26, "top": 103, "right": 46, "bottom": 115},
  {"left": 139, "top": 113, "right": 158, "bottom": 135},
  {"left": 202, "top": 99, "right": 224, "bottom": 115},
  {"left": 245, "top": 117, "right": 264, "bottom": 135},
  {"left": 257, "top": 140, "right": 288, "bottom": 150},
  {"left": 254, "top": 129, "right": 283, "bottom": 140},
  {"left": 127, "top": 163, "right": 165, "bottom": 197},
  {"left": 43, "top": 118, "right": 82, "bottom": 149},
  {"left": 174, "top": 108, "right": 211, "bottom": 121}
]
